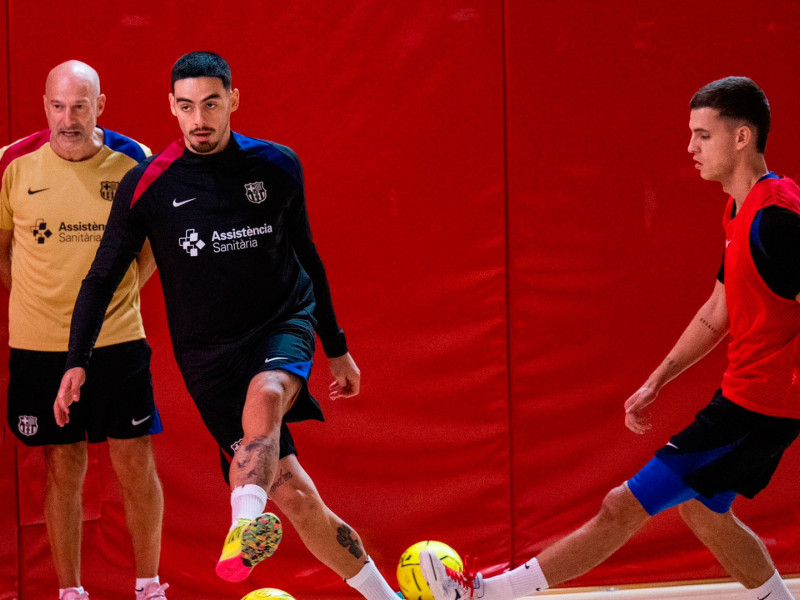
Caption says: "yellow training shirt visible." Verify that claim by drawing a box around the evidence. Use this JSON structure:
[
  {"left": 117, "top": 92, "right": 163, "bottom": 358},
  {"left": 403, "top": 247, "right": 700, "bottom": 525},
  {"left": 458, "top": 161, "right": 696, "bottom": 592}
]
[{"left": 0, "top": 129, "right": 150, "bottom": 351}]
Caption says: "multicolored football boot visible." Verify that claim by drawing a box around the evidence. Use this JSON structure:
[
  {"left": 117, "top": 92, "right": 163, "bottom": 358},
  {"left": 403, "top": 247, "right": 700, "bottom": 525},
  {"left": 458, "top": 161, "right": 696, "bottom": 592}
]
[{"left": 215, "top": 513, "right": 283, "bottom": 582}]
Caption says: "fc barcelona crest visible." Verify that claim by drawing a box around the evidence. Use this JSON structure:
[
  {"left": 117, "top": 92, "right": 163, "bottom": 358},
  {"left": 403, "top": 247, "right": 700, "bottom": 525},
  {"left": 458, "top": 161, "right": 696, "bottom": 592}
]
[
  {"left": 18, "top": 415, "right": 38, "bottom": 437},
  {"left": 100, "top": 181, "right": 119, "bottom": 201},
  {"left": 244, "top": 181, "right": 267, "bottom": 204}
]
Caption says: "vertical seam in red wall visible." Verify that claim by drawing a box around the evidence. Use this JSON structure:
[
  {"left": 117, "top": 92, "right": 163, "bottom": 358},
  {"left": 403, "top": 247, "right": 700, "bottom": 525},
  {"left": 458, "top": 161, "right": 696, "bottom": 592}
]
[
  {"left": 14, "top": 447, "right": 22, "bottom": 599},
  {"left": 501, "top": 0, "right": 516, "bottom": 570},
  {"left": 4, "top": 0, "right": 9, "bottom": 144}
]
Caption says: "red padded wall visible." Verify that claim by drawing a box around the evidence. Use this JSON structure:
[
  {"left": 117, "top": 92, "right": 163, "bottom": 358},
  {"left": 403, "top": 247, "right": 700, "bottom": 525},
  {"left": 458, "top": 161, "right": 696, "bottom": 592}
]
[
  {"left": 3, "top": 1, "right": 800, "bottom": 599},
  {"left": 505, "top": 0, "right": 800, "bottom": 586},
  {"left": 0, "top": 0, "right": 7, "bottom": 147},
  {"left": 4, "top": 1, "right": 509, "bottom": 599},
  {"left": 0, "top": 2, "right": 18, "bottom": 598}
]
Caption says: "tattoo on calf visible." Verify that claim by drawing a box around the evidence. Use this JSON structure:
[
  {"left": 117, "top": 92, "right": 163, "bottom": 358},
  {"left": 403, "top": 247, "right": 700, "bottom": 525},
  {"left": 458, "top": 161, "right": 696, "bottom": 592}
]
[
  {"left": 236, "top": 436, "right": 279, "bottom": 484},
  {"left": 269, "top": 469, "right": 294, "bottom": 495},
  {"left": 336, "top": 524, "right": 364, "bottom": 559}
]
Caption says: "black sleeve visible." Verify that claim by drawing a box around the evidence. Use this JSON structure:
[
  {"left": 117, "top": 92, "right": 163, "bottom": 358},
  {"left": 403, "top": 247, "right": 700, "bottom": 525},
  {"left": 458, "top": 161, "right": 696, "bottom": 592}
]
[
  {"left": 286, "top": 153, "right": 348, "bottom": 358},
  {"left": 65, "top": 168, "right": 148, "bottom": 369},
  {"left": 750, "top": 206, "right": 800, "bottom": 300},
  {"left": 717, "top": 254, "right": 725, "bottom": 284}
]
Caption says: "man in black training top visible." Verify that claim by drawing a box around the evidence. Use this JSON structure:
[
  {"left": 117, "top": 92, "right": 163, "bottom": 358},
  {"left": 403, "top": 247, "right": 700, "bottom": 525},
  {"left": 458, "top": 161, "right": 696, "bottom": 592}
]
[{"left": 55, "top": 51, "right": 399, "bottom": 599}]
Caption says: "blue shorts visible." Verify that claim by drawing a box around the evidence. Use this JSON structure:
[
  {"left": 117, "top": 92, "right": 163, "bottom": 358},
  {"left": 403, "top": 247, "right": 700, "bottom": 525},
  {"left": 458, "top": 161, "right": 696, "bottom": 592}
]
[
  {"left": 628, "top": 390, "right": 800, "bottom": 515},
  {"left": 177, "top": 314, "right": 323, "bottom": 481},
  {"left": 7, "top": 339, "right": 162, "bottom": 446}
]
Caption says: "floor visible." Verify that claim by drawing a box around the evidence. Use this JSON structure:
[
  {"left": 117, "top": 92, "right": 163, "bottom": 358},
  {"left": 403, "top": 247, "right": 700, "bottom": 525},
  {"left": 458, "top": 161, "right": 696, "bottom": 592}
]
[{"left": 531, "top": 577, "right": 800, "bottom": 599}]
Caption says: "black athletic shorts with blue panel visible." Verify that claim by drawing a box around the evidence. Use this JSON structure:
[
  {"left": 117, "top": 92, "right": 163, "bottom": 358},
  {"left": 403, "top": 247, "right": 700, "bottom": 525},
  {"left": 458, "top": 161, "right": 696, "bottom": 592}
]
[
  {"left": 628, "top": 390, "right": 800, "bottom": 515},
  {"left": 7, "top": 339, "right": 161, "bottom": 445},
  {"left": 175, "top": 313, "right": 323, "bottom": 482}
]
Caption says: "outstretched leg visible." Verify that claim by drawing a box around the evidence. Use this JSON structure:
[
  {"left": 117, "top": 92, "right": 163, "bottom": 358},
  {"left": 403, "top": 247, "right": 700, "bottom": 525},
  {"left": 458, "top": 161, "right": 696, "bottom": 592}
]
[
  {"left": 679, "top": 500, "right": 793, "bottom": 597},
  {"left": 270, "top": 454, "right": 398, "bottom": 600},
  {"left": 269, "top": 454, "right": 365, "bottom": 577},
  {"left": 422, "top": 484, "right": 651, "bottom": 600},
  {"left": 537, "top": 483, "right": 650, "bottom": 586}
]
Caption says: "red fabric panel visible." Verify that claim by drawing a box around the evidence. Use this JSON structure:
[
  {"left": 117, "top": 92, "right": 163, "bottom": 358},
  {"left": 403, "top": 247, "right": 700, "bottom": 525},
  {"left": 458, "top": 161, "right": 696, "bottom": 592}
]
[
  {"left": 505, "top": 0, "right": 800, "bottom": 587},
  {"left": 0, "top": 0, "right": 7, "bottom": 148},
  {"left": 0, "top": 0, "right": 9, "bottom": 445},
  {"left": 0, "top": 446, "right": 18, "bottom": 600},
  {"left": 5, "top": 2, "right": 508, "bottom": 598},
  {"left": 0, "top": 6, "right": 18, "bottom": 597},
  {"left": 5, "top": 1, "right": 800, "bottom": 598}
]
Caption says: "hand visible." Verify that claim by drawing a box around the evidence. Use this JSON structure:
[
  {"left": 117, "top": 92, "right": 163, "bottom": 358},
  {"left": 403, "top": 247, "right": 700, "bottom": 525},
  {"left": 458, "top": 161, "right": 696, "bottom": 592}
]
[
  {"left": 328, "top": 352, "right": 360, "bottom": 400},
  {"left": 624, "top": 383, "right": 659, "bottom": 434},
  {"left": 54, "top": 367, "right": 87, "bottom": 427}
]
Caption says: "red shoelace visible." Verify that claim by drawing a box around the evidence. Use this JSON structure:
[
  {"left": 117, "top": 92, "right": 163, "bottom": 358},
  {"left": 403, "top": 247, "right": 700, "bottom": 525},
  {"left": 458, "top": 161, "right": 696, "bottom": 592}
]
[{"left": 443, "top": 555, "right": 479, "bottom": 598}]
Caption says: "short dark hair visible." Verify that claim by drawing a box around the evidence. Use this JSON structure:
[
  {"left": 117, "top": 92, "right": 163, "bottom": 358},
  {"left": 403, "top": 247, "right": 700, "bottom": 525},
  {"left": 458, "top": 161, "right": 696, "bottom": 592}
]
[
  {"left": 690, "top": 76, "right": 770, "bottom": 154},
  {"left": 171, "top": 51, "right": 231, "bottom": 90}
]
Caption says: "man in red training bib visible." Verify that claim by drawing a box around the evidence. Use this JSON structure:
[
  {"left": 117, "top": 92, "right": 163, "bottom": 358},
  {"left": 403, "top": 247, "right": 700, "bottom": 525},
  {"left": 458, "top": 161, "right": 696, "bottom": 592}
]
[{"left": 420, "top": 77, "right": 800, "bottom": 600}]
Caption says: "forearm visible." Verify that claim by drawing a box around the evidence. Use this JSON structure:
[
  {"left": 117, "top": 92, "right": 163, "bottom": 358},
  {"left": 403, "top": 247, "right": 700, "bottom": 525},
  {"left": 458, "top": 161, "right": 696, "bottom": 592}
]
[
  {"left": 647, "top": 282, "right": 729, "bottom": 390},
  {"left": 65, "top": 274, "right": 121, "bottom": 369},
  {"left": 291, "top": 213, "right": 346, "bottom": 356},
  {"left": 304, "top": 255, "right": 347, "bottom": 357}
]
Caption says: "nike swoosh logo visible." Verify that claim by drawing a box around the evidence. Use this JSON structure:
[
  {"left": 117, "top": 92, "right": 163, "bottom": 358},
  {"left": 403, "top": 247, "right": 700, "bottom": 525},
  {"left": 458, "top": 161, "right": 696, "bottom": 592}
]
[
  {"left": 264, "top": 357, "right": 288, "bottom": 364},
  {"left": 28, "top": 187, "right": 49, "bottom": 195},
  {"left": 172, "top": 197, "right": 197, "bottom": 207},
  {"left": 132, "top": 414, "right": 152, "bottom": 426},
  {"left": 758, "top": 593, "right": 772, "bottom": 600}
]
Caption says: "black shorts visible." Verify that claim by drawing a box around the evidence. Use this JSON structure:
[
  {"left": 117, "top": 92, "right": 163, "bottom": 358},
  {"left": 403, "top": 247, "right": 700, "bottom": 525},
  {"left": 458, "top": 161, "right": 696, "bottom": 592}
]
[
  {"left": 655, "top": 390, "right": 800, "bottom": 499},
  {"left": 176, "top": 315, "right": 323, "bottom": 481},
  {"left": 7, "top": 339, "right": 162, "bottom": 446}
]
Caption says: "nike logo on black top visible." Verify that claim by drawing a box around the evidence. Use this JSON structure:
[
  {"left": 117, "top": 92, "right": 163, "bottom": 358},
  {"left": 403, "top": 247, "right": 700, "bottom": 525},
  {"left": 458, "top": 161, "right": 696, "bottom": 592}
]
[
  {"left": 173, "top": 197, "right": 197, "bottom": 207},
  {"left": 28, "top": 187, "right": 48, "bottom": 195}
]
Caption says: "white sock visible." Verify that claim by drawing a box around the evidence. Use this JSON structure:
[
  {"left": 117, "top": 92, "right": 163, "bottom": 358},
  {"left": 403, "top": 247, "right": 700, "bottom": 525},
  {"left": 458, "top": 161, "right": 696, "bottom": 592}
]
[
  {"left": 751, "top": 571, "right": 795, "bottom": 600},
  {"left": 59, "top": 587, "right": 86, "bottom": 599},
  {"left": 346, "top": 557, "right": 399, "bottom": 600},
  {"left": 483, "top": 558, "right": 549, "bottom": 600},
  {"left": 230, "top": 484, "right": 267, "bottom": 528},
  {"left": 135, "top": 576, "right": 159, "bottom": 592}
]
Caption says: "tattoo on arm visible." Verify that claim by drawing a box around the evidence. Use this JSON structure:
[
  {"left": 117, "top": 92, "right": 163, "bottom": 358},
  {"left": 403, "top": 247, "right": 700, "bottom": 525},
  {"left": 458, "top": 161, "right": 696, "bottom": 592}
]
[
  {"left": 699, "top": 317, "right": 719, "bottom": 335},
  {"left": 336, "top": 524, "right": 364, "bottom": 559}
]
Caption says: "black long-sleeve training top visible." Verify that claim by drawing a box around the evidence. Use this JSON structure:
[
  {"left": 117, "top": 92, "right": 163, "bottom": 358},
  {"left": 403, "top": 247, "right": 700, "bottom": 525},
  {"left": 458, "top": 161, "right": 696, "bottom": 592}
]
[{"left": 66, "top": 132, "right": 347, "bottom": 373}]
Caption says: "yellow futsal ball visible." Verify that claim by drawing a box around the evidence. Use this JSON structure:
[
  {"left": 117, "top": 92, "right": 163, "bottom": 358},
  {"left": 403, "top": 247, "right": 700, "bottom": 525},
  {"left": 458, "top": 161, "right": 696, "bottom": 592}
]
[
  {"left": 397, "top": 540, "right": 463, "bottom": 600},
  {"left": 240, "top": 589, "right": 296, "bottom": 600}
]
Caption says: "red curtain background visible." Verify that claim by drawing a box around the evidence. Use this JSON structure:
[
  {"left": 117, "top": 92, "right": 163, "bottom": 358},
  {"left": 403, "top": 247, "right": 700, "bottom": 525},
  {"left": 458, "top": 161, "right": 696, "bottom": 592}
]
[{"left": 1, "top": 2, "right": 799, "bottom": 599}]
